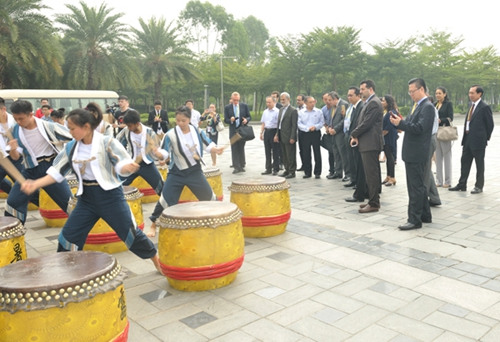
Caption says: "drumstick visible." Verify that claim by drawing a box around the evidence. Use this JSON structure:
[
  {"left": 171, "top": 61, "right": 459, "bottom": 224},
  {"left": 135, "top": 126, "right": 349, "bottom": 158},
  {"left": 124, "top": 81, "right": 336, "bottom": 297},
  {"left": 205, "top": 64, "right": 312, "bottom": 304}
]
[
  {"left": 222, "top": 133, "right": 242, "bottom": 150},
  {"left": 0, "top": 151, "right": 26, "bottom": 184}
]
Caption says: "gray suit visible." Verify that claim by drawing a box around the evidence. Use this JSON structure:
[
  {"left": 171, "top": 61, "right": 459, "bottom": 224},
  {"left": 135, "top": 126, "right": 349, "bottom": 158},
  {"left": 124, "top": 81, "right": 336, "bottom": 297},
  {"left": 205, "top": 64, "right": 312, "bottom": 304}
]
[
  {"left": 330, "top": 99, "right": 349, "bottom": 177},
  {"left": 276, "top": 105, "right": 298, "bottom": 175}
]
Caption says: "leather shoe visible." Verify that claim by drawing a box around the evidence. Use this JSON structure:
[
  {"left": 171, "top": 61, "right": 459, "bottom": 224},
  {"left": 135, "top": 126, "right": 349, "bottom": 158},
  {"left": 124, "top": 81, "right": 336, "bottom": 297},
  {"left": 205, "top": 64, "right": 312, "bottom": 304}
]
[
  {"left": 422, "top": 218, "right": 432, "bottom": 223},
  {"left": 232, "top": 169, "right": 241, "bottom": 174},
  {"left": 303, "top": 175, "right": 311, "bottom": 179},
  {"left": 272, "top": 171, "right": 278, "bottom": 176},
  {"left": 315, "top": 175, "right": 320, "bottom": 179},
  {"left": 471, "top": 187, "right": 483, "bottom": 194},
  {"left": 278, "top": 172, "right": 289, "bottom": 177},
  {"left": 359, "top": 203, "right": 367, "bottom": 208},
  {"left": 449, "top": 185, "right": 466, "bottom": 192},
  {"left": 261, "top": 170, "right": 272, "bottom": 175},
  {"left": 331, "top": 173, "right": 342, "bottom": 179},
  {"left": 345, "top": 197, "right": 363, "bottom": 203},
  {"left": 342, "top": 177, "right": 350, "bottom": 182},
  {"left": 344, "top": 182, "right": 355, "bottom": 188},
  {"left": 429, "top": 201, "right": 441, "bottom": 207},
  {"left": 240, "top": 168, "right": 245, "bottom": 172},
  {"left": 326, "top": 173, "right": 336, "bottom": 179},
  {"left": 358, "top": 204, "right": 379, "bottom": 213},
  {"left": 285, "top": 173, "right": 295, "bottom": 179},
  {"left": 398, "top": 222, "right": 422, "bottom": 230}
]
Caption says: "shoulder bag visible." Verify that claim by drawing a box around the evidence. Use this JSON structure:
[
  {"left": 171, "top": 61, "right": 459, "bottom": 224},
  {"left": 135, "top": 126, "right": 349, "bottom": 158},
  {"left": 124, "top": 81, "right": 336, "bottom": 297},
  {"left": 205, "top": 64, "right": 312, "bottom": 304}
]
[{"left": 436, "top": 119, "right": 458, "bottom": 141}]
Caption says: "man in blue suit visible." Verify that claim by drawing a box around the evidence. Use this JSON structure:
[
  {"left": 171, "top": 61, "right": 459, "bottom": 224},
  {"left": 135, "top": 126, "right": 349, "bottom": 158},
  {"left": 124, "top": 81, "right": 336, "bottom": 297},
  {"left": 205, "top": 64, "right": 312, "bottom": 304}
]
[
  {"left": 224, "top": 92, "right": 251, "bottom": 174},
  {"left": 391, "top": 78, "right": 435, "bottom": 230}
]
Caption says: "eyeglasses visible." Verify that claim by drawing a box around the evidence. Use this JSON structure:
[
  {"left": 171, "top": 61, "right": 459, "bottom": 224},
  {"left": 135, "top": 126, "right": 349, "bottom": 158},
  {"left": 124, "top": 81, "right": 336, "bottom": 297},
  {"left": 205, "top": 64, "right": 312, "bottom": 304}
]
[{"left": 408, "top": 87, "right": 420, "bottom": 96}]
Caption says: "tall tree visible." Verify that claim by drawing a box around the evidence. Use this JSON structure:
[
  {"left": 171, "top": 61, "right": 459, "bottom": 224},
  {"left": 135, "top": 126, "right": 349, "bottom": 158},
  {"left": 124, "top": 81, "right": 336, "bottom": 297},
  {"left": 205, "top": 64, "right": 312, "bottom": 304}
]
[
  {"left": 57, "top": 1, "right": 141, "bottom": 90},
  {"left": 132, "top": 17, "right": 197, "bottom": 102},
  {"left": 0, "top": 0, "right": 62, "bottom": 89},
  {"left": 179, "top": 0, "right": 233, "bottom": 55}
]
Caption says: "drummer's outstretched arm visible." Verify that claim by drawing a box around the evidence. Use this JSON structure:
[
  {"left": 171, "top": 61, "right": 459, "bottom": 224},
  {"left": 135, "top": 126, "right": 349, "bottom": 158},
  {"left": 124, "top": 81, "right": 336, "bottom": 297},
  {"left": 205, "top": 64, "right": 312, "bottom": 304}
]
[{"left": 21, "top": 175, "right": 57, "bottom": 195}]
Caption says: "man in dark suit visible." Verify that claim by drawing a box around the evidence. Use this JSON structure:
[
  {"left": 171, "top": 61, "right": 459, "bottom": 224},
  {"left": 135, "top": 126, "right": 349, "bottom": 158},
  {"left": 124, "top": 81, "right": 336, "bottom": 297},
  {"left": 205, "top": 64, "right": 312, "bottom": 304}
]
[
  {"left": 326, "top": 92, "right": 350, "bottom": 181},
  {"left": 391, "top": 78, "right": 435, "bottom": 230},
  {"left": 147, "top": 100, "right": 169, "bottom": 134},
  {"left": 449, "top": 85, "right": 494, "bottom": 194},
  {"left": 224, "top": 92, "right": 251, "bottom": 174},
  {"left": 343, "top": 87, "right": 364, "bottom": 189},
  {"left": 275, "top": 92, "right": 298, "bottom": 179},
  {"left": 295, "top": 94, "right": 306, "bottom": 171},
  {"left": 349, "top": 80, "right": 383, "bottom": 213}
]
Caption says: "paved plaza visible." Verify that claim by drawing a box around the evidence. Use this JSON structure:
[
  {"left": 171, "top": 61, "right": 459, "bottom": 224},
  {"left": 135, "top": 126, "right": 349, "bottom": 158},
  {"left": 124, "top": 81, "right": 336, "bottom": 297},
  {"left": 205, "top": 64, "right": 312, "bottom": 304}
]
[{"left": 11, "top": 114, "right": 500, "bottom": 341}]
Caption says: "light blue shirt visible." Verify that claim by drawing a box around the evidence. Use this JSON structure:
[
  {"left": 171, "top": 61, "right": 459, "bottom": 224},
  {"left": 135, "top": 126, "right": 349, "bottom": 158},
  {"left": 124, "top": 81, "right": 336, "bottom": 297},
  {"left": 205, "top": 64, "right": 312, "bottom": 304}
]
[
  {"left": 321, "top": 105, "right": 333, "bottom": 126},
  {"left": 260, "top": 107, "right": 279, "bottom": 129},
  {"left": 298, "top": 107, "right": 324, "bottom": 132}
]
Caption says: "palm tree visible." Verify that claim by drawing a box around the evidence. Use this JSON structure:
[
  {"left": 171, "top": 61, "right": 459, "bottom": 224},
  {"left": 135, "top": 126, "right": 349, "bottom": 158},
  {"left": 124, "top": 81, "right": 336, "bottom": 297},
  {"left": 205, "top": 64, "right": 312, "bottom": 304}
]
[
  {"left": 57, "top": 1, "right": 141, "bottom": 90},
  {"left": 0, "top": 0, "right": 63, "bottom": 89},
  {"left": 131, "top": 17, "right": 197, "bottom": 102}
]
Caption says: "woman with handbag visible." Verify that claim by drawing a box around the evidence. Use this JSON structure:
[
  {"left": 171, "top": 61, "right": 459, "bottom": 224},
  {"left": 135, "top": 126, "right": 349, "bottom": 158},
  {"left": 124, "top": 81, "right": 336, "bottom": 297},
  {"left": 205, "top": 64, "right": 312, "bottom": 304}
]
[
  {"left": 435, "top": 87, "right": 454, "bottom": 188},
  {"left": 200, "top": 103, "right": 222, "bottom": 166}
]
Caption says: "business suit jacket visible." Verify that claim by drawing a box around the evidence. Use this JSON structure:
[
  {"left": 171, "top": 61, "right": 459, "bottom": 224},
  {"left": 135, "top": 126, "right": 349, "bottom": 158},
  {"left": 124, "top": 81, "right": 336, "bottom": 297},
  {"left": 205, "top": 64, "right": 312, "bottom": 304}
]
[
  {"left": 462, "top": 99, "right": 494, "bottom": 150},
  {"left": 398, "top": 98, "right": 435, "bottom": 163},
  {"left": 331, "top": 99, "right": 349, "bottom": 134},
  {"left": 224, "top": 102, "right": 251, "bottom": 137},
  {"left": 147, "top": 109, "right": 169, "bottom": 133},
  {"left": 350, "top": 95, "right": 383, "bottom": 153},
  {"left": 348, "top": 101, "right": 364, "bottom": 134},
  {"left": 277, "top": 105, "right": 298, "bottom": 142},
  {"left": 437, "top": 101, "right": 453, "bottom": 127}
]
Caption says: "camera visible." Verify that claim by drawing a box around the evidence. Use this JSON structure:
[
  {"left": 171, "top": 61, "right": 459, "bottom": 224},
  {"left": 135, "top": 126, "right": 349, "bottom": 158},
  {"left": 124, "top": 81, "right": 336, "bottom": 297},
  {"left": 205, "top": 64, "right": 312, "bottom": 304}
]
[{"left": 106, "top": 102, "right": 119, "bottom": 115}]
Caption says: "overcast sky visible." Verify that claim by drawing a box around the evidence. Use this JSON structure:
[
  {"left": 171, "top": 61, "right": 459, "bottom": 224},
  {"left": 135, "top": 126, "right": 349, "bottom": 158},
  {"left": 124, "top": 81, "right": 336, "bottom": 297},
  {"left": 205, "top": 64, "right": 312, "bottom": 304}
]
[{"left": 42, "top": 0, "right": 498, "bottom": 53}]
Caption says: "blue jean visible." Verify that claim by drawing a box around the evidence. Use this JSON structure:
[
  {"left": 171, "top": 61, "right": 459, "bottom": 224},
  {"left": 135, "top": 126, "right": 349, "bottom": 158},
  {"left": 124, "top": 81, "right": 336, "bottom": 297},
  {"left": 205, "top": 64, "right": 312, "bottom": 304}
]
[
  {"left": 58, "top": 185, "right": 156, "bottom": 259},
  {"left": 5, "top": 159, "right": 71, "bottom": 224},
  {"left": 122, "top": 161, "right": 163, "bottom": 195}
]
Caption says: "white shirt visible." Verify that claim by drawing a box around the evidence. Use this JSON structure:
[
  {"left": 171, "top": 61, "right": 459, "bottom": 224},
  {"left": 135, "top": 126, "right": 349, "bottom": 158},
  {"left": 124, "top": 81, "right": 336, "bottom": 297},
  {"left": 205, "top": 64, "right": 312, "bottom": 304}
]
[
  {"left": 22, "top": 126, "right": 55, "bottom": 157},
  {"left": 190, "top": 109, "right": 201, "bottom": 127},
  {"left": 261, "top": 107, "right": 279, "bottom": 129}
]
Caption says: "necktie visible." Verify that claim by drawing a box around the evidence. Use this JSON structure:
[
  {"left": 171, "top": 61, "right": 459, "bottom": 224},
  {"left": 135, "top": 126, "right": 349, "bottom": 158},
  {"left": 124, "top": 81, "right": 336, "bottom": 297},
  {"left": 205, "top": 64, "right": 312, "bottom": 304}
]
[
  {"left": 234, "top": 105, "right": 239, "bottom": 126},
  {"left": 411, "top": 103, "right": 417, "bottom": 115},
  {"left": 156, "top": 110, "right": 160, "bottom": 117},
  {"left": 467, "top": 103, "right": 475, "bottom": 121}
]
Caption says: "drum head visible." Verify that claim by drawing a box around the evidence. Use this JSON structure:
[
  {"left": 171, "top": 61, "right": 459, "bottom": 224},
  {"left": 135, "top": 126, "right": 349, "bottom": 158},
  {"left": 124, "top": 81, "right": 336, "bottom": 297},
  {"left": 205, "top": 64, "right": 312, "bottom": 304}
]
[
  {"left": 0, "top": 217, "right": 24, "bottom": 241},
  {"left": 228, "top": 176, "right": 290, "bottom": 193},
  {"left": 160, "top": 202, "right": 241, "bottom": 229},
  {"left": 0, "top": 251, "right": 115, "bottom": 292}
]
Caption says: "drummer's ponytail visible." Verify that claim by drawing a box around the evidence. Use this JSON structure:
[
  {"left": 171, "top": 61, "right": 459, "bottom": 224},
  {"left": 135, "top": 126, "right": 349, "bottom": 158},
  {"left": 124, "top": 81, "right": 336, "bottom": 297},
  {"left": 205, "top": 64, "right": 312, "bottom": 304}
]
[{"left": 67, "top": 108, "right": 101, "bottom": 130}]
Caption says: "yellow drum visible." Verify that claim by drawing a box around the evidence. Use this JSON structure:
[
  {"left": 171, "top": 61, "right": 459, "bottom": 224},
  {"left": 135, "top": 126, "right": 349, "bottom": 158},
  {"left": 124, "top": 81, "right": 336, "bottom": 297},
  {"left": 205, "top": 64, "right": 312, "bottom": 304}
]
[
  {"left": 39, "top": 176, "right": 78, "bottom": 227},
  {"left": 0, "top": 217, "right": 27, "bottom": 267},
  {"left": 229, "top": 176, "right": 291, "bottom": 238},
  {"left": 0, "top": 251, "right": 129, "bottom": 342},
  {"left": 179, "top": 166, "right": 223, "bottom": 202},
  {"left": 158, "top": 202, "right": 244, "bottom": 291},
  {"left": 83, "top": 186, "right": 144, "bottom": 254}
]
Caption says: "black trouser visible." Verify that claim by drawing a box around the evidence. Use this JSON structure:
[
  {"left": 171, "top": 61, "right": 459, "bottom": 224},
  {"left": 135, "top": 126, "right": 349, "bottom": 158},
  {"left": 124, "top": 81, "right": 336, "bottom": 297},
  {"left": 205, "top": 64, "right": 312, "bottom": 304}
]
[
  {"left": 360, "top": 150, "right": 381, "bottom": 208},
  {"left": 383, "top": 145, "right": 395, "bottom": 178},
  {"left": 458, "top": 136, "right": 486, "bottom": 189},
  {"left": 263, "top": 128, "right": 280, "bottom": 172},
  {"left": 231, "top": 134, "right": 247, "bottom": 170},
  {"left": 405, "top": 161, "right": 431, "bottom": 224},
  {"left": 280, "top": 137, "right": 297, "bottom": 175},
  {"left": 300, "top": 130, "right": 322, "bottom": 176},
  {"left": 345, "top": 134, "right": 356, "bottom": 182}
]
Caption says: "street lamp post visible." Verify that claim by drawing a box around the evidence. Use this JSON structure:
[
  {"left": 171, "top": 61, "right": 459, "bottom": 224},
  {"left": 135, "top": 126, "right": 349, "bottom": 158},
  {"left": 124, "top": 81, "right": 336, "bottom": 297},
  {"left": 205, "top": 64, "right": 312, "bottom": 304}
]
[{"left": 220, "top": 55, "right": 237, "bottom": 110}]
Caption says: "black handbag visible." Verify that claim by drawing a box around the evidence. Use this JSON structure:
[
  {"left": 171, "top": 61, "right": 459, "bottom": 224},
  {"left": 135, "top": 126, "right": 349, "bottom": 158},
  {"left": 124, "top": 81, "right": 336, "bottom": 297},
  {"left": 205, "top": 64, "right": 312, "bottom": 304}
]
[
  {"left": 236, "top": 125, "right": 255, "bottom": 141},
  {"left": 320, "top": 133, "right": 333, "bottom": 151}
]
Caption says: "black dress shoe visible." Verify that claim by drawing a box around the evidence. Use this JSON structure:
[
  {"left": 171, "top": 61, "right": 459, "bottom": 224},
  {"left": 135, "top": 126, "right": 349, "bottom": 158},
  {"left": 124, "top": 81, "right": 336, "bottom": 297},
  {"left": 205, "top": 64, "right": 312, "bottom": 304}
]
[
  {"left": 315, "top": 175, "right": 320, "bottom": 179},
  {"left": 345, "top": 197, "right": 363, "bottom": 202},
  {"left": 326, "top": 173, "right": 335, "bottom": 179},
  {"left": 232, "top": 169, "right": 241, "bottom": 174},
  {"left": 285, "top": 173, "right": 295, "bottom": 179},
  {"left": 471, "top": 187, "right": 483, "bottom": 194},
  {"left": 261, "top": 170, "right": 272, "bottom": 175},
  {"left": 398, "top": 222, "right": 422, "bottom": 230},
  {"left": 429, "top": 201, "right": 441, "bottom": 207},
  {"left": 342, "top": 177, "right": 349, "bottom": 182},
  {"left": 272, "top": 171, "right": 278, "bottom": 176},
  {"left": 303, "top": 175, "right": 311, "bottom": 179},
  {"left": 449, "top": 185, "right": 466, "bottom": 191},
  {"left": 422, "top": 218, "right": 432, "bottom": 223},
  {"left": 344, "top": 182, "right": 355, "bottom": 188},
  {"left": 279, "top": 172, "right": 289, "bottom": 177},
  {"left": 240, "top": 168, "right": 245, "bottom": 172},
  {"left": 331, "top": 173, "right": 342, "bottom": 179}
]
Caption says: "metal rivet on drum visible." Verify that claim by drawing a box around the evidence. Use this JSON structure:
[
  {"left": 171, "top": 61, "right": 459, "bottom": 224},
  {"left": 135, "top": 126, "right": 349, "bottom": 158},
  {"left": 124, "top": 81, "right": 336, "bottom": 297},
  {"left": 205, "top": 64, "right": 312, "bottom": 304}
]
[
  {"left": 20, "top": 298, "right": 25, "bottom": 304},
  {"left": 5, "top": 298, "right": 10, "bottom": 304},
  {"left": 75, "top": 285, "right": 80, "bottom": 291},
  {"left": 25, "top": 293, "right": 31, "bottom": 298},
  {"left": 93, "top": 283, "right": 98, "bottom": 288},
  {"left": 79, "top": 289, "right": 84, "bottom": 294},
  {"left": 10, "top": 293, "right": 15, "bottom": 299},
  {"left": 13, "top": 298, "right": 18, "bottom": 304},
  {"left": 63, "top": 293, "right": 69, "bottom": 299},
  {"left": 82, "top": 283, "right": 87, "bottom": 288},
  {"left": 17, "top": 293, "right": 23, "bottom": 299},
  {"left": 87, "top": 286, "right": 92, "bottom": 291},
  {"left": 59, "top": 289, "right": 64, "bottom": 295},
  {"left": 36, "top": 297, "right": 42, "bottom": 303},
  {"left": 45, "top": 296, "right": 51, "bottom": 301},
  {"left": 41, "top": 291, "right": 47, "bottom": 297},
  {"left": 99, "top": 281, "right": 104, "bottom": 286},
  {"left": 55, "top": 295, "right": 60, "bottom": 300},
  {"left": 67, "top": 287, "right": 72, "bottom": 293},
  {"left": 28, "top": 297, "right": 34, "bottom": 303},
  {"left": 89, "top": 280, "right": 94, "bottom": 286},
  {"left": 71, "top": 291, "right": 77, "bottom": 297},
  {"left": 50, "top": 290, "right": 56, "bottom": 296}
]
